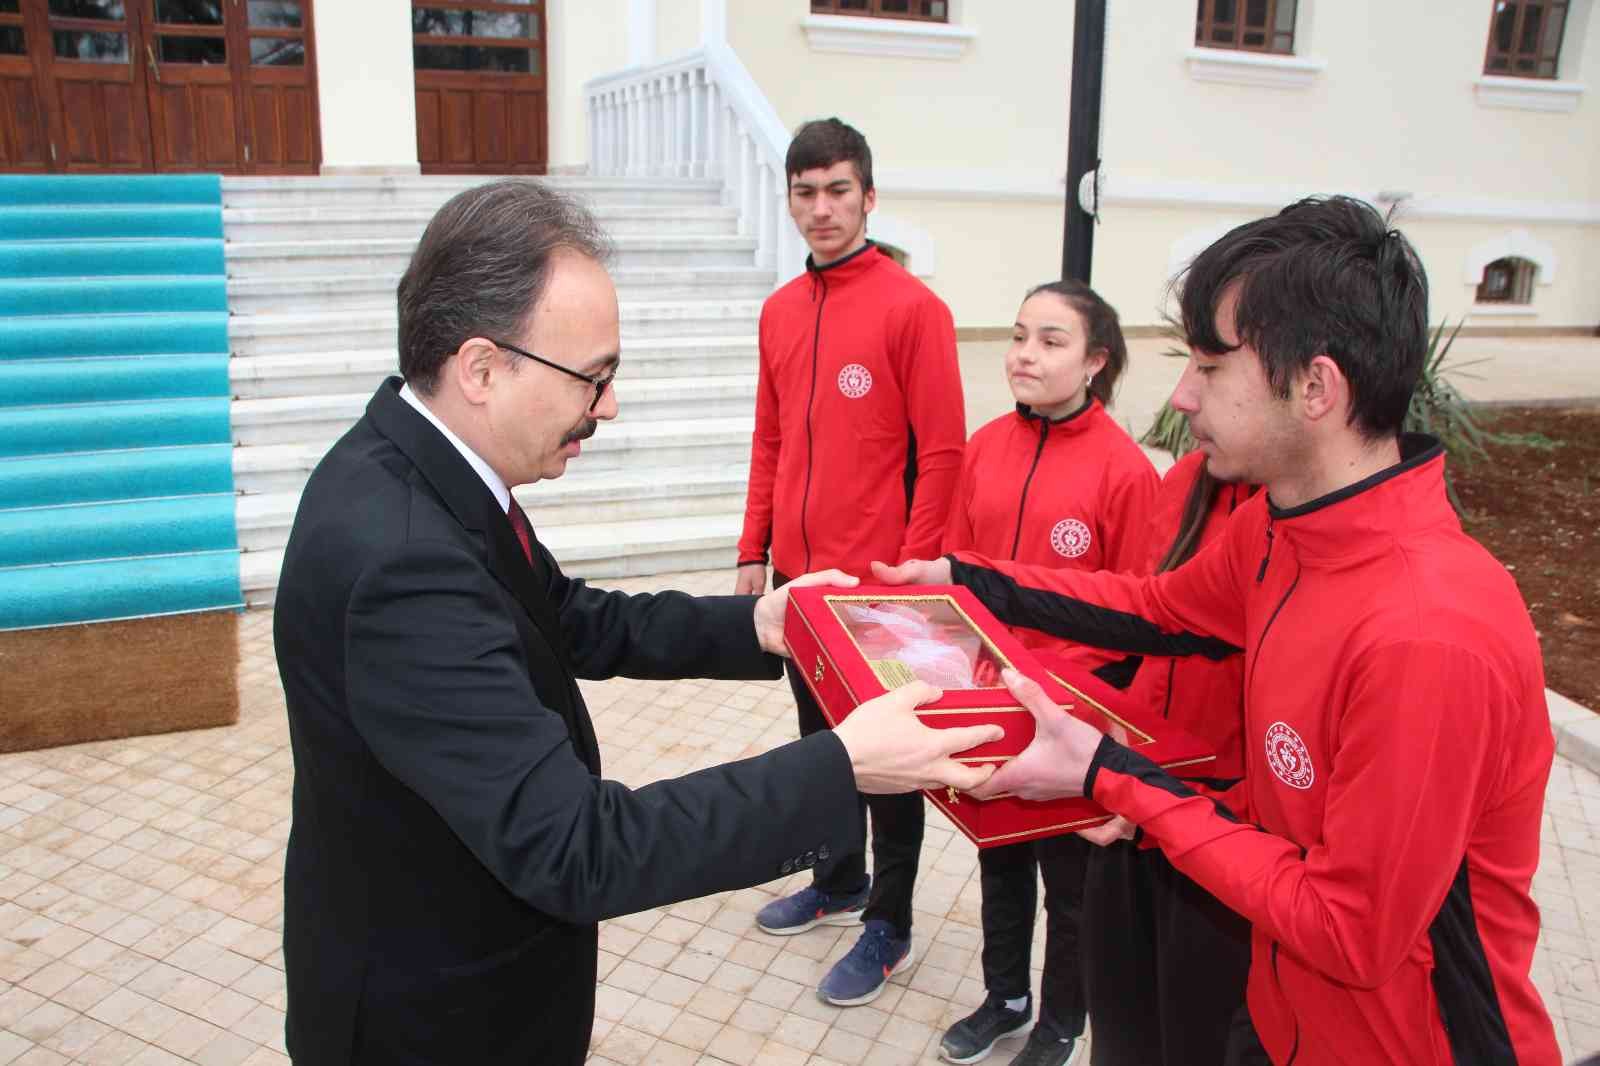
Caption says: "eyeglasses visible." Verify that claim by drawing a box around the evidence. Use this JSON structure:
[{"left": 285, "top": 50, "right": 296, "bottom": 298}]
[{"left": 492, "top": 339, "right": 616, "bottom": 414}]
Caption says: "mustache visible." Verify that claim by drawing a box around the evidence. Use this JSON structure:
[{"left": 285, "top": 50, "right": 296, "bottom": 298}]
[{"left": 562, "top": 419, "right": 598, "bottom": 445}]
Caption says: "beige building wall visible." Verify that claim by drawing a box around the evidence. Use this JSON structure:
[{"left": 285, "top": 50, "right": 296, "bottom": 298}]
[
  {"left": 548, "top": 0, "right": 630, "bottom": 170},
  {"left": 723, "top": 2, "right": 1074, "bottom": 328},
  {"left": 1095, "top": 0, "right": 1600, "bottom": 328},
  {"left": 314, "top": 0, "right": 419, "bottom": 173}
]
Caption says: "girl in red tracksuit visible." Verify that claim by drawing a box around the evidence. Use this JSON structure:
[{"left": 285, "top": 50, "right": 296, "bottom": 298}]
[
  {"left": 937, "top": 279, "right": 1157, "bottom": 1066},
  {"left": 1081, "top": 448, "right": 1261, "bottom": 1066}
]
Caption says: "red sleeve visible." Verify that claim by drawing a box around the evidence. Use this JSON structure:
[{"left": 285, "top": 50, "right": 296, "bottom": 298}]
[
  {"left": 939, "top": 440, "right": 981, "bottom": 555},
  {"left": 949, "top": 506, "right": 1252, "bottom": 657},
  {"left": 1089, "top": 641, "right": 1510, "bottom": 987},
  {"left": 895, "top": 296, "right": 966, "bottom": 562},
  {"left": 737, "top": 309, "right": 781, "bottom": 566}
]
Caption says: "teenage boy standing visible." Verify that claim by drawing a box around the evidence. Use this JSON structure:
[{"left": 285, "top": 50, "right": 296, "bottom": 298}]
[
  {"left": 736, "top": 118, "right": 967, "bottom": 1006},
  {"left": 877, "top": 196, "right": 1560, "bottom": 1065}
]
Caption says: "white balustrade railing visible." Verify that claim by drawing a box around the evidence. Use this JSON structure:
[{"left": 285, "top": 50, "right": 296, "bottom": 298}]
[{"left": 585, "top": 43, "right": 802, "bottom": 283}]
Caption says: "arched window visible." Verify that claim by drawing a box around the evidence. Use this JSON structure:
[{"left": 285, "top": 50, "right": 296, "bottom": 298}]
[{"left": 1476, "top": 256, "right": 1538, "bottom": 304}]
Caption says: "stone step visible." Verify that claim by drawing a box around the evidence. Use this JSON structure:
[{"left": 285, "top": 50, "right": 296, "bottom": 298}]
[
  {"left": 235, "top": 462, "right": 751, "bottom": 553},
  {"left": 229, "top": 375, "right": 754, "bottom": 445},
  {"left": 241, "top": 509, "right": 740, "bottom": 606},
  {"left": 222, "top": 203, "right": 740, "bottom": 243},
  {"left": 232, "top": 415, "right": 754, "bottom": 496},
  {"left": 226, "top": 301, "right": 761, "bottom": 356},
  {"left": 224, "top": 234, "right": 759, "bottom": 278},
  {"left": 225, "top": 266, "right": 776, "bottom": 315},
  {"left": 221, "top": 174, "right": 727, "bottom": 210},
  {"left": 228, "top": 335, "right": 758, "bottom": 399}
]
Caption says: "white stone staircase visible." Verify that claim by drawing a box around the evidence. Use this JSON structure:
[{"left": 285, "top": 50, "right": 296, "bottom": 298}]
[{"left": 225, "top": 175, "right": 769, "bottom": 607}]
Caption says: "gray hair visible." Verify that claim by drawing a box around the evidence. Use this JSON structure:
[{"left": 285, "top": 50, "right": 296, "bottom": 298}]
[{"left": 397, "top": 179, "right": 614, "bottom": 395}]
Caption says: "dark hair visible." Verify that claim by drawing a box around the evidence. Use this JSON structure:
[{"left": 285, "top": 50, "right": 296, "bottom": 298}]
[
  {"left": 1175, "top": 195, "right": 1428, "bottom": 439},
  {"left": 1025, "top": 278, "right": 1128, "bottom": 407},
  {"left": 785, "top": 118, "right": 873, "bottom": 192},
  {"left": 1155, "top": 465, "right": 1222, "bottom": 573},
  {"left": 397, "top": 179, "right": 613, "bottom": 395}
]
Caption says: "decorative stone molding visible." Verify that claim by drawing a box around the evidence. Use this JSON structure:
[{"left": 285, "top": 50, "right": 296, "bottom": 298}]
[
  {"left": 801, "top": 14, "right": 976, "bottom": 61},
  {"left": 1473, "top": 76, "right": 1584, "bottom": 114},
  {"left": 1184, "top": 46, "right": 1325, "bottom": 89}
]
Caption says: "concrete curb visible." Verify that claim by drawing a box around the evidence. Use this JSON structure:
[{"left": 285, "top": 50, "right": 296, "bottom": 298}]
[{"left": 1548, "top": 688, "right": 1600, "bottom": 778}]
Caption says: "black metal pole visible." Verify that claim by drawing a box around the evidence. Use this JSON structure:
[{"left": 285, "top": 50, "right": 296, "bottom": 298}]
[{"left": 1062, "top": 0, "right": 1106, "bottom": 283}]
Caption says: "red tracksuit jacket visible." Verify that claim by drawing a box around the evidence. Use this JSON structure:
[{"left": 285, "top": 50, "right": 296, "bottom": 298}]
[
  {"left": 941, "top": 398, "right": 1157, "bottom": 666},
  {"left": 1124, "top": 449, "right": 1257, "bottom": 785},
  {"left": 951, "top": 438, "right": 1558, "bottom": 1066},
  {"left": 738, "top": 243, "right": 965, "bottom": 578}
]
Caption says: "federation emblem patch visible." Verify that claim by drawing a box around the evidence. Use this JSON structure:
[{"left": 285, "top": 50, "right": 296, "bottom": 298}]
[
  {"left": 1264, "top": 721, "right": 1315, "bottom": 790},
  {"left": 838, "top": 363, "right": 873, "bottom": 399},
  {"left": 1049, "top": 518, "right": 1092, "bottom": 559}
]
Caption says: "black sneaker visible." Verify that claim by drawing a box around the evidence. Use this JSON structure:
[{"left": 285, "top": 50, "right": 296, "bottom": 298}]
[
  {"left": 938, "top": 993, "right": 1032, "bottom": 1064},
  {"left": 1011, "top": 1021, "right": 1085, "bottom": 1066}
]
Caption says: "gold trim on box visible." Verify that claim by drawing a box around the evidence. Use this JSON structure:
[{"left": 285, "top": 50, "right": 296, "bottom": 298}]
[
  {"left": 823, "top": 593, "right": 1014, "bottom": 691},
  {"left": 924, "top": 788, "right": 1112, "bottom": 844},
  {"left": 1045, "top": 670, "right": 1156, "bottom": 746}
]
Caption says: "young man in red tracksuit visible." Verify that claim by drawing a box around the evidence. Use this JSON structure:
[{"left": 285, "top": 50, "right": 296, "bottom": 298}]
[
  {"left": 878, "top": 197, "right": 1560, "bottom": 1065},
  {"left": 1080, "top": 447, "right": 1259, "bottom": 1066},
  {"left": 938, "top": 279, "right": 1156, "bottom": 1066},
  {"left": 735, "top": 118, "right": 967, "bottom": 1006}
]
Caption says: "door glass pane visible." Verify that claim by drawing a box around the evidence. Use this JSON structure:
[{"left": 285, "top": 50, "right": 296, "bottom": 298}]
[
  {"left": 0, "top": 0, "right": 19, "bottom": 13},
  {"left": 880, "top": 0, "right": 910, "bottom": 13},
  {"left": 52, "top": 29, "right": 127, "bottom": 60},
  {"left": 1244, "top": 0, "right": 1267, "bottom": 28},
  {"left": 1493, "top": 4, "right": 1516, "bottom": 52},
  {"left": 248, "top": 0, "right": 301, "bottom": 29},
  {"left": 250, "top": 36, "right": 304, "bottom": 64},
  {"left": 413, "top": 8, "right": 534, "bottom": 39},
  {"left": 1243, "top": 29, "right": 1264, "bottom": 45},
  {"left": 1275, "top": 0, "right": 1296, "bottom": 34},
  {"left": 1214, "top": 0, "right": 1235, "bottom": 23},
  {"left": 413, "top": 43, "right": 536, "bottom": 72},
  {"left": 158, "top": 34, "right": 225, "bottom": 62},
  {"left": 154, "top": 0, "right": 221, "bottom": 24},
  {"left": 0, "top": 26, "right": 23, "bottom": 53},
  {"left": 1518, "top": 7, "right": 1543, "bottom": 53},
  {"left": 48, "top": 0, "right": 125, "bottom": 19}
]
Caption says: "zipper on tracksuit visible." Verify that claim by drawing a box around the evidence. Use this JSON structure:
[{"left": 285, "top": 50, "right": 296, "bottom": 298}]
[
  {"left": 798, "top": 272, "right": 828, "bottom": 571},
  {"left": 1252, "top": 551, "right": 1302, "bottom": 1062},
  {"left": 1009, "top": 420, "right": 1051, "bottom": 558}
]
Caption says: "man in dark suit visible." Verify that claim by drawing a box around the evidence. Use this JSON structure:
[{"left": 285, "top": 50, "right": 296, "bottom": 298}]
[{"left": 273, "top": 179, "right": 999, "bottom": 1066}]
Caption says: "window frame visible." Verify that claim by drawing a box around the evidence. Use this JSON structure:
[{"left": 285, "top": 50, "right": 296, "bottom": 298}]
[
  {"left": 809, "top": 0, "right": 949, "bottom": 24},
  {"left": 1194, "top": 0, "right": 1296, "bottom": 56},
  {"left": 1482, "top": 0, "right": 1570, "bottom": 79},
  {"left": 1475, "top": 256, "right": 1538, "bottom": 305}
]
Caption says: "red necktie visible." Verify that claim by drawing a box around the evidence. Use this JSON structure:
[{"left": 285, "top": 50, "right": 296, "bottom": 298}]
[{"left": 507, "top": 499, "right": 533, "bottom": 565}]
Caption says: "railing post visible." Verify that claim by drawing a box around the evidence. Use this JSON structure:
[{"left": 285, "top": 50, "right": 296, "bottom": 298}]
[
  {"left": 704, "top": 79, "right": 719, "bottom": 180},
  {"left": 688, "top": 68, "right": 704, "bottom": 178}
]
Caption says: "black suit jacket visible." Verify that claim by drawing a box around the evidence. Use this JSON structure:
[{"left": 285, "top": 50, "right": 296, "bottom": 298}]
[{"left": 275, "top": 379, "right": 861, "bottom": 1065}]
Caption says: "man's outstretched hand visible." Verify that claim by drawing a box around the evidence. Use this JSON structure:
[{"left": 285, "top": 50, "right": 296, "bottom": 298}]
[
  {"left": 752, "top": 569, "right": 856, "bottom": 656},
  {"left": 969, "top": 668, "right": 1108, "bottom": 803},
  {"left": 833, "top": 682, "right": 1003, "bottom": 795},
  {"left": 869, "top": 557, "right": 951, "bottom": 586}
]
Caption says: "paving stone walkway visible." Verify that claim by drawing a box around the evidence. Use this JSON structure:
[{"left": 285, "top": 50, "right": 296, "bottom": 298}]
[{"left": 2, "top": 570, "right": 1598, "bottom": 1064}]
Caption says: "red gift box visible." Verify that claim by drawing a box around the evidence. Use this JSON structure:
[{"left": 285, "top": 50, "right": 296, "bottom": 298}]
[{"left": 783, "top": 585, "right": 1216, "bottom": 848}]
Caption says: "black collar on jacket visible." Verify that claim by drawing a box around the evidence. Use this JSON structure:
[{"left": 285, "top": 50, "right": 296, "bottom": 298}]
[
  {"left": 1015, "top": 394, "right": 1096, "bottom": 428},
  {"left": 365, "top": 377, "right": 569, "bottom": 663}
]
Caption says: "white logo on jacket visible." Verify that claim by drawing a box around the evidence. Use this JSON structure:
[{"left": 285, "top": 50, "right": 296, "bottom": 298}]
[
  {"left": 837, "top": 363, "right": 873, "bottom": 399},
  {"left": 1265, "top": 721, "right": 1315, "bottom": 790},
  {"left": 1049, "top": 518, "right": 1092, "bottom": 559}
]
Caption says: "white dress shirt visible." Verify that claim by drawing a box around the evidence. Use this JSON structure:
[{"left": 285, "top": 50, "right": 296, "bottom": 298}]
[{"left": 398, "top": 382, "right": 511, "bottom": 513}]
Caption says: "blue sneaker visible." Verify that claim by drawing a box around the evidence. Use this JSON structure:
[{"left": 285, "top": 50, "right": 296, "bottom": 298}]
[
  {"left": 755, "top": 881, "right": 869, "bottom": 935},
  {"left": 817, "top": 919, "right": 914, "bottom": 1006}
]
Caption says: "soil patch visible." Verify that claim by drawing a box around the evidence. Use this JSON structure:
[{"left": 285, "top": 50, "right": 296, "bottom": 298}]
[{"left": 1453, "top": 406, "right": 1600, "bottom": 712}]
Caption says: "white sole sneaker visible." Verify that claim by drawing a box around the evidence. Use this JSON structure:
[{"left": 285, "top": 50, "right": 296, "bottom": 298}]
[
  {"left": 817, "top": 941, "right": 916, "bottom": 1007},
  {"left": 755, "top": 905, "right": 866, "bottom": 936}
]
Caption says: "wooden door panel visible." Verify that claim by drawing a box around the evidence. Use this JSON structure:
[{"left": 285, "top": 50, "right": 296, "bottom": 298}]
[
  {"left": 0, "top": 69, "right": 48, "bottom": 170},
  {"left": 474, "top": 88, "right": 507, "bottom": 165},
  {"left": 441, "top": 88, "right": 473, "bottom": 165},
  {"left": 414, "top": 87, "right": 440, "bottom": 165},
  {"left": 248, "top": 82, "right": 313, "bottom": 170},
  {"left": 54, "top": 73, "right": 148, "bottom": 169}
]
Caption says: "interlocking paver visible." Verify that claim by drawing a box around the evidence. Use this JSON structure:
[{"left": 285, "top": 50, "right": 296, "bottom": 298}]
[{"left": 1, "top": 573, "right": 1598, "bottom": 1062}]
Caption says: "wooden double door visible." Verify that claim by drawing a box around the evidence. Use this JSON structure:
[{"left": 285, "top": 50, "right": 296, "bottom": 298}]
[
  {"left": 0, "top": 0, "right": 319, "bottom": 175},
  {"left": 412, "top": 0, "right": 546, "bottom": 174}
]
